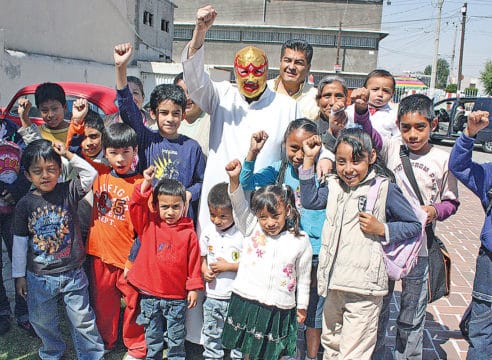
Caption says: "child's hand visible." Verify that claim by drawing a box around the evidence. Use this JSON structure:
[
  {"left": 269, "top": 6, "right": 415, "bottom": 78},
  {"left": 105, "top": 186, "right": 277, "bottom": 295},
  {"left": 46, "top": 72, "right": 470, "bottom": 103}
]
[
  {"left": 114, "top": 43, "right": 133, "bottom": 67},
  {"left": 316, "top": 158, "right": 333, "bottom": 181},
  {"left": 351, "top": 87, "right": 370, "bottom": 115},
  {"left": 72, "top": 98, "right": 89, "bottom": 124},
  {"left": 17, "top": 97, "right": 32, "bottom": 121},
  {"left": 123, "top": 267, "right": 130, "bottom": 279},
  {"left": 53, "top": 141, "right": 71, "bottom": 159},
  {"left": 187, "top": 290, "right": 198, "bottom": 309},
  {"left": 203, "top": 268, "right": 216, "bottom": 282},
  {"left": 15, "top": 277, "right": 27, "bottom": 299},
  {"left": 330, "top": 100, "right": 347, "bottom": 124},
  {"left": 209, "top": 257, "right": 230, "bottom": 273},
  {"left": 359, "top": 212, "right": 385, "bottom": 236},
  {"left": 421, "top": 205, "right": 437, "bottom": 224},
  {"left": 225, "top": 159, "right": 242, "bottom": 180},
  {"left": 143, "top": 165, "right": 156, "bottom": 182},
  {"left": 466, "top": 110, "right": 489, "bottom": 137},
  {"left": 302, "top": 135, "right": 322, "bottom": 170},
  {"left": 297, "top": 309, "right": 307, "bottom": 324},
  {"left": 247, "top": 131, "right": 269, "bottom": 160}
]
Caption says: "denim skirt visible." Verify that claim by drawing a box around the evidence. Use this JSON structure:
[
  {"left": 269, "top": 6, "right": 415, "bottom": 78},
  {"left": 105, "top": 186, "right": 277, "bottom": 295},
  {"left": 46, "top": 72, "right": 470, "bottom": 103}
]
[{"left": 221, "top": 293, "right": 297, "bottom": 360}]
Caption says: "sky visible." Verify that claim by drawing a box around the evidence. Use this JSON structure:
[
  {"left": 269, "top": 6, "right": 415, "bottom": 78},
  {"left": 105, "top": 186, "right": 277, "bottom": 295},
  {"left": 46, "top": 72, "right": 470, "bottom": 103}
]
[{"left": 377, "top": 0, "right": 491, "bottom": 80}]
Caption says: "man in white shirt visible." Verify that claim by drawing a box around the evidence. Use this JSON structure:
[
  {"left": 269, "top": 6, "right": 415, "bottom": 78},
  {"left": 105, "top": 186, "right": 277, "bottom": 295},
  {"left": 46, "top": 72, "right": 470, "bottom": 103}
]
[{"left": 267, "top": 39, "right": 319, "bottom": 120}]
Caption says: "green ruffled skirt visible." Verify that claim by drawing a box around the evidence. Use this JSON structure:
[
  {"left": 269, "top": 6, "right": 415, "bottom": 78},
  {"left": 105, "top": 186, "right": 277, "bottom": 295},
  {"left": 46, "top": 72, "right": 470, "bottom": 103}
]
[{"left": 222, "top": 293, "right": 297, "bottom": 360}]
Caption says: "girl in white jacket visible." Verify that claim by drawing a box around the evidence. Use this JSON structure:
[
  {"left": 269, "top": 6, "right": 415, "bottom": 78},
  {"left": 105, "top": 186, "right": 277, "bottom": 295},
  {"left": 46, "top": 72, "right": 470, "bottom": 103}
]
[{"left": 221, "top": 159, "right": 312, "bottom": 360}]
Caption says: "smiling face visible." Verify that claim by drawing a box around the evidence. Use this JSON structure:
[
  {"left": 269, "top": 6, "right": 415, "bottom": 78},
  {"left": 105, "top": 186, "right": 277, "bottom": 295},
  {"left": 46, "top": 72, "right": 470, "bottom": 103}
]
[
  {"left": 209, "top": 206, "right": 234, "bottom": 231},
  {"left": 105, "top": 146, "right": 137, "bottom": 175},
  {"left": 335, "top": 142, "right": 376, "bottom": 187},
  {"left": 128, "top": 81, "right": 144, "bottom": 110},
  {"left": 317, "top": 81, "right": 348, "bottom": 134},
  {"left": 151, "top": 99, "right": 184, "bottom": 139},
  {"left": 366, "top": 76, "right": 394, "bottom": 108},
  {"left": 26, "top": 158, "right": 61, "bottom": 194},
  {"left": 81, "top": 127, "right": 102, "bottom": 159},
  {"left": 234, "top": 46, "right": 268, "bottom": 99},
  {"left": 38, "top": 100, "right": 67, "bottom": 130},
  {"left": 279, "top": 48, "right": 310, "bottom": 89},
  {"left": 399, "top": 112, "right": 436, "bottom": 155},
  {"left": 256, "top": 201, "right": 289, "bottom": 237},
  {"left": 175, "top": 79, "right": 202, "bottom": 122},
  {"left": 157, "top": 194, "right": 185, "bottom": 225},
  {"left": 285, "top": 128, "right": 316, "bottom": 169}
]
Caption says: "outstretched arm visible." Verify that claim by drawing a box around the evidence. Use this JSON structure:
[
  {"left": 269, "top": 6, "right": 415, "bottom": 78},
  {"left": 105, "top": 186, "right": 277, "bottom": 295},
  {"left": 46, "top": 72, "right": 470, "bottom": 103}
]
[{"left": 187, "top": 5, "right": 217, "bottom": 59}]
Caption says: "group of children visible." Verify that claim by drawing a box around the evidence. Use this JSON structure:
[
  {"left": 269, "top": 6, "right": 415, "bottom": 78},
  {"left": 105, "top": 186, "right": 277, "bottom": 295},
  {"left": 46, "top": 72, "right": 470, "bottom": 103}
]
[{"left": 2, "top": 39, "right": 490, "bottom": 360}]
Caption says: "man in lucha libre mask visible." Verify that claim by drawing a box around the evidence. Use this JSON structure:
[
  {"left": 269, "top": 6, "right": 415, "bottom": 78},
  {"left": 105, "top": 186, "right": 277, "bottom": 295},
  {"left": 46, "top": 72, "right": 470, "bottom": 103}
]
[{"left": 182, "top": 5, "right": 300, "bottom": 237}]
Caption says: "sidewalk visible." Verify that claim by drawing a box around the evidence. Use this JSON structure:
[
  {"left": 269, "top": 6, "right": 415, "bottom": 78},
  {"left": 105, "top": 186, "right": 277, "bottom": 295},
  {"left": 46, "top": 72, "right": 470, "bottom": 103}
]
[
  {"left": 1, "top": 183, "right": 482, "bottom": 359},
  {"left": 385, "top": 183, "right": 480, "bottom": 359}
]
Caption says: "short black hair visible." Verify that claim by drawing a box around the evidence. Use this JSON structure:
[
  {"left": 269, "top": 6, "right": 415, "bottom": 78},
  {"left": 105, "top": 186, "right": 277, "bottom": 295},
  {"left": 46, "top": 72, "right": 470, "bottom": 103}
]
[
  {"left": 281, "top": 39, "right": 313, "bottom": 66},
  {"left": 208, "top": 182, "right": 232, "bottom": 209},
  {"left": 149, "top": 84, "right": 187, "bottom": 113},
  {"left": 127, "top": 76, "right": 145, "bottom": 98},
  {"left": 84, "top": 110, "right": 105, "bottom": 135},
  {"left": 21, "top": 139, "right": 61, "bottom": 171},
  {"left": 398, "top": 94, "right": 434, "bottom": 123},
  {"left": 364, "top": 69, "right": 396, "bottom": 91},
  {"left": 35, "top": 82, "right": 67, "bottom": 108},
  {"left": 153, "top": 178, "right": 187, "bottom": 206},
  {"left": 173, "top": 72, "right": 184, "bottom": 85},
  {"left": 102, "top": 123, "right": 137, "bottom": 149}
]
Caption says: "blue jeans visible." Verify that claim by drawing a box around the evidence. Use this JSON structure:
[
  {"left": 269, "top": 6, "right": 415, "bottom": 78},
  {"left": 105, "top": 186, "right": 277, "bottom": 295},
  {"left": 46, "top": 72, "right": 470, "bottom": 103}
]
[
  {"left": 27, "top": 268, "right": 104, "bottom": 360},
  {"left": 467, "top": 246, "right": 492, "bottom": 359},
  {"left": 202, "top": 297, "right": 242, "bottom": 359},
  {"left": 373, "top": 256, "right": 429, "bottom": 360},
  {"left": 0, "top": 212, "right": 28, "bottom": 321},
  {"left": 137, "top": 296, "right": 187, "bottom": 360}
]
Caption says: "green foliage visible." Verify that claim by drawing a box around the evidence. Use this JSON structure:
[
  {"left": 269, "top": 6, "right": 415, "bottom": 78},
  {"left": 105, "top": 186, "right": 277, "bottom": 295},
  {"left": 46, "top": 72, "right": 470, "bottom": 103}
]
[
  {"left": 424, "top": 58, "right": 450, "bottom": 89},
  {"left": 445, "top": 83, "right": 458, "bottom": 93},
  {"left": 480, "top": 60, "right": 492, "bottom": 96}
]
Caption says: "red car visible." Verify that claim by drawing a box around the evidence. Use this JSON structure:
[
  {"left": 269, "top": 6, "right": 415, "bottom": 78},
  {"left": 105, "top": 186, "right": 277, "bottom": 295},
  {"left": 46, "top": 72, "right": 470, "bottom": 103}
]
[{"left": 0, "top": 82, "right": 118, "bottom": 126}]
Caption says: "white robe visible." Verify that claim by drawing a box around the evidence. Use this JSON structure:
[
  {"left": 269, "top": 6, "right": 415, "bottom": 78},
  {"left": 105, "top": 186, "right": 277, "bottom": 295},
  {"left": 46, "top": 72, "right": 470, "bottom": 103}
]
[{"left": 182, "top": 45, "right": 300, "bottom": 235}]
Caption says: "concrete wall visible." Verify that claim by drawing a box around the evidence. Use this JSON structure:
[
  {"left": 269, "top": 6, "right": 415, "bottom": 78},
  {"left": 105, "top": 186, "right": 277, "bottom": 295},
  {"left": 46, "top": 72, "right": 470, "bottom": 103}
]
[
  {"left": 0, "top": 0, "right": 173, "bottom": 65},
  {"left": 173, "top": 0, "right": 383, "bottom": 30}
]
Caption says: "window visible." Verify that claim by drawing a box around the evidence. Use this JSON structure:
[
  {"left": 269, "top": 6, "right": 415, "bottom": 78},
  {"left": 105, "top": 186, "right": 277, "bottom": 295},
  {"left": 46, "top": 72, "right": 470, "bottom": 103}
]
[
  {"left": 143, "top": 11, "right": 153, "bottom": 26},
  {"left": 161, "top": 19, "right": 169, "bottom": 32}
]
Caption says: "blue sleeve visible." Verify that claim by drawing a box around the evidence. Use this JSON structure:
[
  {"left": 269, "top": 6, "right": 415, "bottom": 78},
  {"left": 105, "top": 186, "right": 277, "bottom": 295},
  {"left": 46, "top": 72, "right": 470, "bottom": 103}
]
[
  {"left": 385, "top": 183, "right": 422, "bottom": 244},
  {"left": 299, "top": 167, "right": 328, "bottom": 210},
  {"left": 187, "top": 143, "right": 206, "bottom": 202},
  {"left": 239, "top": 160, "right": 279, "bottom": 191},
  {"left": 117, "top": 85, "right": 152, "bottom": 154},
  {"left": 449, "top": 133, "right": 492, "bottom": 206},
  {"left": 127, "top": 236, "right": 141, "bottom": 262}
]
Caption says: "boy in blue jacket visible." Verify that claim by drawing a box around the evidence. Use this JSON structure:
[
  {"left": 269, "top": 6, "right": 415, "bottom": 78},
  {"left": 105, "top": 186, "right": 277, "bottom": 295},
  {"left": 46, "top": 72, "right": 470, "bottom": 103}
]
[{"left": 449, "top": 110, "right": 492, "bottom": 359}]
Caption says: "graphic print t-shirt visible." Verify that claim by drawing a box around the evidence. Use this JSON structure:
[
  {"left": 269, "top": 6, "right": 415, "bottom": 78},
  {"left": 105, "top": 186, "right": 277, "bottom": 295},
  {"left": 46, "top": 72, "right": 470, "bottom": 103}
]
[{"left": 14, "top": 181, "right": 86, "bottom": 275}]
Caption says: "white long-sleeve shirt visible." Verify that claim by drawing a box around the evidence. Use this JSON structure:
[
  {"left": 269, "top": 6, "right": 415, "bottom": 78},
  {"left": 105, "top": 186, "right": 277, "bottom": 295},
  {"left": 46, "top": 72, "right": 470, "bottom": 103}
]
[
  {"left": 181, "top": 45, "right": 300, "bottom": 234},
  {"left": 229, "top": 185, "right": 312, "bottom": 310}
]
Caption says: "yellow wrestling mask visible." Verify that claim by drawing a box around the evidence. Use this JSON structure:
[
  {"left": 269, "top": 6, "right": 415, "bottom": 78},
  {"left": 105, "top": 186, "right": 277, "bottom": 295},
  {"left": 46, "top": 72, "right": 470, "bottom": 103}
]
[{"left": 234, "top": 46, "right": 268, "bottom": 99}]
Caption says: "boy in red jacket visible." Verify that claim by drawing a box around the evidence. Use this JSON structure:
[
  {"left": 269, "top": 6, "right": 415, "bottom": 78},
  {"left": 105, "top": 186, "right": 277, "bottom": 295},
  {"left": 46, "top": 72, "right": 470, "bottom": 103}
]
[{"left": 127, "top": 165, "right": 203, "bottom": 360}]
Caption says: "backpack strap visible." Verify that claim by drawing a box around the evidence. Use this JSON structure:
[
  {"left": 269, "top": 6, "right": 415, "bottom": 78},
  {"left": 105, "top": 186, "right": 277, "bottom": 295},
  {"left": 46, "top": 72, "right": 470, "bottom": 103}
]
[
  {"left": 365, "top": 177, "right": 385, "bottom": 213},
  {"left": 399, "top": 145, "right": 425, "bottom": 206}
]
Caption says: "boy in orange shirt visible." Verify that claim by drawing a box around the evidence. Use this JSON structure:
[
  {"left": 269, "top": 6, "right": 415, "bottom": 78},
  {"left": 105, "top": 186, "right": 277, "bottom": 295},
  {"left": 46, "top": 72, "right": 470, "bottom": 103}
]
[{"left": 86, "top": 123, "right": 146, "bottom": 359}]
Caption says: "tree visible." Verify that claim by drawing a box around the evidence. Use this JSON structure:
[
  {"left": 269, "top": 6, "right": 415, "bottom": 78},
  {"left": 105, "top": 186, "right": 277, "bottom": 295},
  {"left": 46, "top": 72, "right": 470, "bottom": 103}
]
[
  {"left": 424, "top": 58, "right": 450, "bottom": 89},
  {"left": 480, "top": 60, "right": 492, "bottom": 96},
  {"left": 445, "top": 83, "right": 457, "bottom": 93}
]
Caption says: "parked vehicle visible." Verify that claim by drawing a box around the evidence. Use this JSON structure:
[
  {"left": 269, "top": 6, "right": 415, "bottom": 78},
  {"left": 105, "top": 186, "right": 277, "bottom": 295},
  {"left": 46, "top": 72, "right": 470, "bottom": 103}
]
[
  {"left": 0, "top": 82, "right": 118, "bottom": 126},
  {"left": 431, "top": 97, "right": 492, "bottom": 153}
]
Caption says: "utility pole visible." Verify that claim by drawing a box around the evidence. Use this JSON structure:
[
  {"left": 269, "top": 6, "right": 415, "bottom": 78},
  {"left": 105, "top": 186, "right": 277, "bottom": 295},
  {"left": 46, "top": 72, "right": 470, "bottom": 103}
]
[
  {"left": 449, "top": 23, "right": 458, "bottom": 84},
  {"left": 335, "top": 21, "right": 342, "bottom": 73},
  {"left": 457, "top": 2, "right": 467, "bottom": 96},
  {"left": 430, "top": 0, "right": 444, "bottom": 92}
]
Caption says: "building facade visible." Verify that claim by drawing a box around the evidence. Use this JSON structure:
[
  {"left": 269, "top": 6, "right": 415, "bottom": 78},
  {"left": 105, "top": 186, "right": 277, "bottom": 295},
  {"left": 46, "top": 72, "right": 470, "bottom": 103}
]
[
  {"left": 0, "top": 0, "right": 175, "bottom": 103},
  {"left": 172, "top": 0, "right": 387, "bottom": 88}
]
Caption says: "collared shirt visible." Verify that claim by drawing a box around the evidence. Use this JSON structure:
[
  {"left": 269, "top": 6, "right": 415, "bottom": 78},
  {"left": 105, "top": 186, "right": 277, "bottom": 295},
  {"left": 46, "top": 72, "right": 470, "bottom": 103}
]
[{"left": 268, "top": 77, "right": 319, "bottom": 120}]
